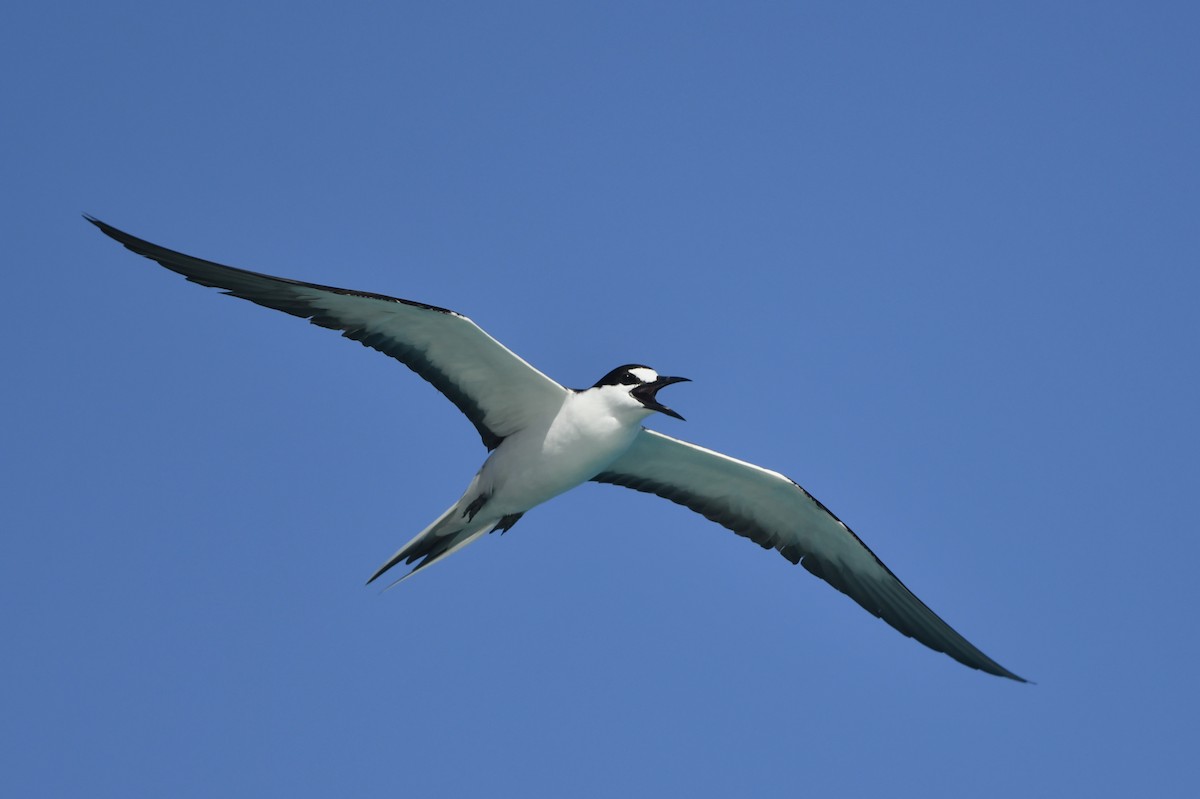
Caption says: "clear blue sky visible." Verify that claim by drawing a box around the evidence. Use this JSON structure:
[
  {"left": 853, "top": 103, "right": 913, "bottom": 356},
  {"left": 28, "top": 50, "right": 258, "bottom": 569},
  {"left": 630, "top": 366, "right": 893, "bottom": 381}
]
[{"left": 3, "top": 2, "right": 1198, "bottom": 796}]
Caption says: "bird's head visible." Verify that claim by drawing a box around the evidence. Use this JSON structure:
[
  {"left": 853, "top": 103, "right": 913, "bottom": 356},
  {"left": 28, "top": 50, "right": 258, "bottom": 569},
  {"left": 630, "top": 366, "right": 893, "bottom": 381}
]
[{"left": 591, "top": 364, "right": 690, "bottom": 420}]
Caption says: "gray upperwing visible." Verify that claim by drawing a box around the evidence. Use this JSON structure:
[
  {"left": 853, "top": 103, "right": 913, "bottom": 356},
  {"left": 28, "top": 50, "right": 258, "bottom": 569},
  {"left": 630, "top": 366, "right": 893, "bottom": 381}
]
[
  {"left": 88, "top": 216, "right": 567, "bottom": 449},
  {"left": 594, "top": 428, "right": 1025, "bottom": 681}
]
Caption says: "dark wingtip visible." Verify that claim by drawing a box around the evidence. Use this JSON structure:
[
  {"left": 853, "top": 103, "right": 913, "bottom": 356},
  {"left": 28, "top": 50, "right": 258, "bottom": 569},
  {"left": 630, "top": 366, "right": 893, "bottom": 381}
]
[
  {"left": 1004, "top": 669, "right": 1032, "bottom": 684},
  {"left": 83, "top": 214, "right": 122, "bottom": 241},
  {"left": 989, "top": 671, "right": 1028, "bottom": 684}
]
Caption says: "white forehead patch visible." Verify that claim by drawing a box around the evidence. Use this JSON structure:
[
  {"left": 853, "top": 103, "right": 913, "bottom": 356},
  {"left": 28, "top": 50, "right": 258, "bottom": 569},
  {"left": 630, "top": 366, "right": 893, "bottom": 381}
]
[{"left": 629, "top": 367, "right": 658, "bottom": 383}]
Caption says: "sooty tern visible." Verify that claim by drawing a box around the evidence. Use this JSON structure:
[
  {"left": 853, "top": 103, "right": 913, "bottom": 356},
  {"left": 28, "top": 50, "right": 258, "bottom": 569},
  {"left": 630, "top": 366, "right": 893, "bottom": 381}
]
[{"left": 87, "top": 216, "right": 1025, "bottom": 682}]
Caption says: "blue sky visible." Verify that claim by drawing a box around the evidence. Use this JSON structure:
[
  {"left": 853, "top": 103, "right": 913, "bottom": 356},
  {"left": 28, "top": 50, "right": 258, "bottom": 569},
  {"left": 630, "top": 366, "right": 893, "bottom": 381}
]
[{"left": 3, "top": 2, "right": 1198, "bottom": 796}]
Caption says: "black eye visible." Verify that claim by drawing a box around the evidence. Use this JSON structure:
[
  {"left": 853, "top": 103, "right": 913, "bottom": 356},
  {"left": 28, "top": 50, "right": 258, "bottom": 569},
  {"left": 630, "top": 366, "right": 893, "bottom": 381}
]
[{"left": 623, "top": 372, "right": 639, "bottom": 385}]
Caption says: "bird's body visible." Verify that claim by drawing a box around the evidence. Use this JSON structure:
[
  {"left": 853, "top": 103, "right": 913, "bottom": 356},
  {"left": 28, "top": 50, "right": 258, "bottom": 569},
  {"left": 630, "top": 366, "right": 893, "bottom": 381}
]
[
  {"left": 88, "top": 216, "right": 1026, "bottom": 682},
  {"left": 485, "top": 379, "right": 650, "bottom": 512},
  {"left": 369, "top": 368, "right": 671, "bottom": 583}
]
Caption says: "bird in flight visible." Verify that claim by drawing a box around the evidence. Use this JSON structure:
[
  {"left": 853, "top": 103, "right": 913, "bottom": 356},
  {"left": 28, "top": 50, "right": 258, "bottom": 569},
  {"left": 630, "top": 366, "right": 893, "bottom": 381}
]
[{"left": 87, "top": 216, "right": 1025, "bottom": 681}]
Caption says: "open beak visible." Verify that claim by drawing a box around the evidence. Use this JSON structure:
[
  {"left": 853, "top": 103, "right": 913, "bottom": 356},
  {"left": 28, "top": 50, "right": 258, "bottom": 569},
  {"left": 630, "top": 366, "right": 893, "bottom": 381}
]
[{"left": 632, "top": 375, "right": 690, "bottom": 420}]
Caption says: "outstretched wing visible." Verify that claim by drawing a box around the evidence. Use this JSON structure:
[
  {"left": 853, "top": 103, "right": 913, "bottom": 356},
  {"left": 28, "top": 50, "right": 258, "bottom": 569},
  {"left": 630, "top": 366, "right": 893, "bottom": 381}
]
[
  {"left": 594, "top": 428, "right": 1025, "bottom": 681},
  {"left": 87, "top": 217, "right": 566, "bottom": 449}
]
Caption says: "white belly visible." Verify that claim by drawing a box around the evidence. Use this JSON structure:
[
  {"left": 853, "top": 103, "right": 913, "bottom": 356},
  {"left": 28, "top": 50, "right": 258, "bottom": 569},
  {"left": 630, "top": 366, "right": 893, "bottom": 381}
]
[{"left": 480, "top": 390, "right": 650, "bottom": 513}]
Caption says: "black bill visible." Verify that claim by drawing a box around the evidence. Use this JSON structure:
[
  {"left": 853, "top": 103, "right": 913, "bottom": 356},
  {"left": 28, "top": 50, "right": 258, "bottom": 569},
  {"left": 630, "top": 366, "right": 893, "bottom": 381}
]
[{"left": 632, "top": 375, "right": 690, "bottom": 420}]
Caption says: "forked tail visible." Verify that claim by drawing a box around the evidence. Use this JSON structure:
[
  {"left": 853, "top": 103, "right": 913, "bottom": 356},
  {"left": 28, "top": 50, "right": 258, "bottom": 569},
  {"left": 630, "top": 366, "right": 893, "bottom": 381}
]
[{"left": 365, "top": 494, "right": 523, "bottom": 588}]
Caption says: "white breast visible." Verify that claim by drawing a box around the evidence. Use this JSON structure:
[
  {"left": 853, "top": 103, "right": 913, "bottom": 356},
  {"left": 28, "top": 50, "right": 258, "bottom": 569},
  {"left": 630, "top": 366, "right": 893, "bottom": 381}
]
[{"left": 481, "top": 387, "right": 651, "bottom": 512}]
